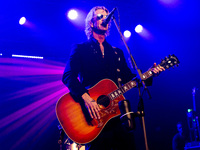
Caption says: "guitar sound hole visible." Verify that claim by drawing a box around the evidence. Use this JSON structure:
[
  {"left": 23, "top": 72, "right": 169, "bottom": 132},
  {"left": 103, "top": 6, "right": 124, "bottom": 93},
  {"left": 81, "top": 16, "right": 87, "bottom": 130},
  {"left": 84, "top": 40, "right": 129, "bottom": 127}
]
[{"left": 97, "top": 95, "right": 110, "bottom": 108}]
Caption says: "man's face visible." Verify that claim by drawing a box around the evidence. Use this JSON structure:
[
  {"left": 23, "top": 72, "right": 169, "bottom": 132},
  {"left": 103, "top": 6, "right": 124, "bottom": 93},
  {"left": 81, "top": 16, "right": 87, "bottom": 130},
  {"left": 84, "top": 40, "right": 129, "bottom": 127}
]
[
  {"left": 177, "top": 124, "right": 183, "bottom": 133},
  {"left": 92, "top": 9, "right": 109, "bottom": 31}
]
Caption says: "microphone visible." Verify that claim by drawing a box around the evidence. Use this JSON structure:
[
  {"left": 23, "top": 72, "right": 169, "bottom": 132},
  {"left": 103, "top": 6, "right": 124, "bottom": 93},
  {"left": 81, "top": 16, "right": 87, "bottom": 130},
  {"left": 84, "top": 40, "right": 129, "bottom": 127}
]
[{"left": 101, "top": 7, "right": 117, "bottom": 27}]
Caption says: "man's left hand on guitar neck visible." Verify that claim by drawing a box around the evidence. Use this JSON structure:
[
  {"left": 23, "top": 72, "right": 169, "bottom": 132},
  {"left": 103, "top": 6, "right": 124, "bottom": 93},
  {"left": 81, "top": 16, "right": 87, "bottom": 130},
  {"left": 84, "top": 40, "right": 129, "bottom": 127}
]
[{"left": 151, "top": 63, "right": 165, "bottom": 76}]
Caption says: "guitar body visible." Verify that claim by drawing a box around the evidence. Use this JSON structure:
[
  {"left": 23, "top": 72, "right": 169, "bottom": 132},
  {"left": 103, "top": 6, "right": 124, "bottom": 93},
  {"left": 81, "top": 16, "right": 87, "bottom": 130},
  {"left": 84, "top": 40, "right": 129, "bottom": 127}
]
[{"left": 56, "top": 79, "right": 125, "bottom": 144}]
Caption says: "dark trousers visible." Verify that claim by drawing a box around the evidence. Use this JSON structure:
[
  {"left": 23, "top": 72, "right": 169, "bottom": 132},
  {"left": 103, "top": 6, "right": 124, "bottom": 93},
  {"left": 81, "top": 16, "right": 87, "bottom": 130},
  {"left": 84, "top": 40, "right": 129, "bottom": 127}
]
[{"left": 85, "top": 117, "right": 136, "bottom": 150}]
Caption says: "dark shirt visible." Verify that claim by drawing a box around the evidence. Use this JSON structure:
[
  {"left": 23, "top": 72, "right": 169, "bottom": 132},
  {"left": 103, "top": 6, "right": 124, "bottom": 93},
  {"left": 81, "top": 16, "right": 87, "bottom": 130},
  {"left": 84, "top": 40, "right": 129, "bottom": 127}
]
[
  {"left": 172, "top": 133, "right": 186, "bottom": 150},
  {"left": 62, "top": 37, "right": 136, "bottom": 98}
]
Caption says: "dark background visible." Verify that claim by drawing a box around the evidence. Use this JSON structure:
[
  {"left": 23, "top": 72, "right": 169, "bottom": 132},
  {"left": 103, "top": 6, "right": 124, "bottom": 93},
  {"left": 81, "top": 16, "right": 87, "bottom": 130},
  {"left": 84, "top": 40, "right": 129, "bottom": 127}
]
[{"left": 0, "top": 0, "right": 200, "bottom": 150}]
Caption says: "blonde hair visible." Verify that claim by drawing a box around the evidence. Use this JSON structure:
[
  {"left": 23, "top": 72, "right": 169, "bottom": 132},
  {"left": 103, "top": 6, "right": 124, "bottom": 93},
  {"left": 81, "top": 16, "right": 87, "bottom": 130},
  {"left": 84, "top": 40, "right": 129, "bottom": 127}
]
[{"left": 85, "top": 6, "right": 110, "bottom": 39}]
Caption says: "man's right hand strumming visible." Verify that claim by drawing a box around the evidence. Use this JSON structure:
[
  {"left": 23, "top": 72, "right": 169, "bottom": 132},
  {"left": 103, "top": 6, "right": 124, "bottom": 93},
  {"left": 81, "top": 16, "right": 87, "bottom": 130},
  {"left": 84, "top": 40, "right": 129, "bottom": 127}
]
[{"left": 82, "top": 93, "right": 100, "bottom": 120}]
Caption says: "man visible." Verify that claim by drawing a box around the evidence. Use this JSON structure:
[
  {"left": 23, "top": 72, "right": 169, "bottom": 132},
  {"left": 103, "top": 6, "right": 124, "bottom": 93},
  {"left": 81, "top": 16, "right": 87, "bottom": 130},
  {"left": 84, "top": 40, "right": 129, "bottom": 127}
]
[
  {"left": 62, "top": 6, "right": 164, "bottom": 150},
  {"left": 172, "top": 122, "right": 187, "bottom": 150}
]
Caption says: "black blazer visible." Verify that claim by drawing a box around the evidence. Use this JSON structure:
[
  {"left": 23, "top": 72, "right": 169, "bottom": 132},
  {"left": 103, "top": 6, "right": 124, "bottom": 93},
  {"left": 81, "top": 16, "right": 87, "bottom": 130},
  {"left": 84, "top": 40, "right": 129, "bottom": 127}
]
[{"left": 62, "top": 38, "right": 136, "bottom": 99}]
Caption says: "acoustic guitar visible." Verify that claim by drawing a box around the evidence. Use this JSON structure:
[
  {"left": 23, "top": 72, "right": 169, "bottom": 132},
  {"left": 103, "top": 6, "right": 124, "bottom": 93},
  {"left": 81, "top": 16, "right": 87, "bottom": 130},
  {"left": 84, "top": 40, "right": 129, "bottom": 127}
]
[{"left": 56, "top": 54, "right": 179, "bottom": 144}]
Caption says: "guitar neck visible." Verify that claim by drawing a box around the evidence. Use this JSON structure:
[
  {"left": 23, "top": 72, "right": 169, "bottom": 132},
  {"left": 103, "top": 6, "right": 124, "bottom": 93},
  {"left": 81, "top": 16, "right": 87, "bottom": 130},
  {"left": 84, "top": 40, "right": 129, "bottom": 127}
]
[
  {"left": 107, "top": 54, "right": 180, "bottom": 100},
  {"left": 108, "top": 69, "right": 154, "bottom": 100}
]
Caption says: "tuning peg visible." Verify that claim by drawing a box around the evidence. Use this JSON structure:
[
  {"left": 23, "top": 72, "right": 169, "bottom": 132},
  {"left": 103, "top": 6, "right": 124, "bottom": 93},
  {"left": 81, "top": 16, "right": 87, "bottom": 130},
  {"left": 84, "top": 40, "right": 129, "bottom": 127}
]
[
  {"left": 165, "top": 56, "right": 169, "bottom": 61},
  {"left": 161, "top": 59, "right": 165, "bottom": 63},
  {"left": 169, "top": 63, "right": 174, "bottom": 68}
]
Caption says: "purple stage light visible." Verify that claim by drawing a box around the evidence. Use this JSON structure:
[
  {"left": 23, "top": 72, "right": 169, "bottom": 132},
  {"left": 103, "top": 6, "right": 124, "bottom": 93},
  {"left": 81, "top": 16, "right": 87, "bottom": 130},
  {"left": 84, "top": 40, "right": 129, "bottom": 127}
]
[
  {"left": 0, "top": 58, "right": 64, "bottom": 78},
  {"left": 19, "top": 17, "right": 26, "bottom": 25},
  {"left": 68, "top": 9, "right": 78, "bottom": 20},
  {"left": 0, "top": 57, "right": 68, "bottom": 149},
  {"left": 158, "top": 0, "right": 180, "bottom": 7},
  {"left": 123, "top": 30, "right": 131, "bottom": 38}
]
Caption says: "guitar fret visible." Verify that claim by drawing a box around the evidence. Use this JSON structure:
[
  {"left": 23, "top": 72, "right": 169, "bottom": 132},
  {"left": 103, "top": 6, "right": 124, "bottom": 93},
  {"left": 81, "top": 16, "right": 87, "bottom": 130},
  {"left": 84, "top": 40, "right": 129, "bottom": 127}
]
[
  {"left": 109, "top": 93, "right": 116, "bottom": 100},
  {"left": 142, "top": 70, "right": 153, "bottom": 80},
  {"left": 109, "top": 88, "right": 123, "bottom": 100},
  {"left": 123, "top": 85, "right": 129, "bottom": 91},
  {"left": 129, "top": 81, "right": 136, "bottom": 87},
  {"left": 127, "top": 82, "right": 132, "bottom": 89},
  {"left": 108, "top": 80, "right": 137, "bottom": 101},
  {"left": 117, "top": 89, "right": 123, "bottom": 95},
  {"left": 146, "top": 70, "right": 153, "bottom": 78},
  {"left": 114, "top": 91, "right": 119, "bottom": 97},
  {"left": 120, "top": 87, "right": 125, "bottom": 93},
  {"left": 142, "top": 74, "right": 146, "bottom": 79}
]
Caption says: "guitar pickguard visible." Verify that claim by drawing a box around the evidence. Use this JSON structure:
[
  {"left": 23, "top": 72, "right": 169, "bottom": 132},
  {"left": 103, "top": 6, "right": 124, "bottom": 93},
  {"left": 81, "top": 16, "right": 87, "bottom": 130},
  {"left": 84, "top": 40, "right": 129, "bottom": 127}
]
[{"left": 97, "top": 99, "right": 120, "bottom": 127}]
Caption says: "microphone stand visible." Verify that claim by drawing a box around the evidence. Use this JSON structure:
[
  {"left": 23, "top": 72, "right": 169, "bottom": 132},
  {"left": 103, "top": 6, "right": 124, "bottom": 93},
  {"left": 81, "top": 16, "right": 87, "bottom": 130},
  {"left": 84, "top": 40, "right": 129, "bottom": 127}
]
[
  {"left": 112, "top": 15, "right": 151, "bottom": 150},
  {"left": 192, "top": 87, "right": 200, "bottom": 141},
  {"left": 57, "top": 125, "right": 65, "bottom": 150}
]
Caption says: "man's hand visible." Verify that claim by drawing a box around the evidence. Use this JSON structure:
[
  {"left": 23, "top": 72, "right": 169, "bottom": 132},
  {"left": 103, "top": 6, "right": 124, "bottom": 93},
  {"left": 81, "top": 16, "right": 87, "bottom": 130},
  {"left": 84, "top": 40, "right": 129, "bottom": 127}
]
[
  {"left": 82, "top": 93, "right": 100, "bottom": 120},
  {"left": 151, "top": 63, "right": 165, "bottom": 76}
]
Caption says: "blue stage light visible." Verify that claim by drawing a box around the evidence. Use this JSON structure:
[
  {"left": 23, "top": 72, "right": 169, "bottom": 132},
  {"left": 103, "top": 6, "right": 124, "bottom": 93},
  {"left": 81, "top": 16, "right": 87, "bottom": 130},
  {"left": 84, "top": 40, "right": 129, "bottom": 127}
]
[
  {"left": 135, "top": 24, "right": 143, "bottom": 33},
  {"left": 67, "top": 9, "right": 78, "bottom": 20},
  {"left": 19, "top": 17, "right": 26, "bottom": 25},
  {"left": 123, "top": 30, "right": 131, "bottom": 38}
]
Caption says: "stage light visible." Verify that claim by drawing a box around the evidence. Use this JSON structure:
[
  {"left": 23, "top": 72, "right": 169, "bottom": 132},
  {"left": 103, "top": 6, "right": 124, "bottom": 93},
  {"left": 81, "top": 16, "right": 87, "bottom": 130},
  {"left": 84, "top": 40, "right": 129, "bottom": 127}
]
[
  {"left": 135, "top": 24, "right": 143, "bottom": 33},
  {"left": 158, "top": 0, "right": 180, "bottom": 7},
  {"left": 67, "top": 9, "right": 78, "bottom": 20},
  {"left": 134, "top": 25, "right": 154, "bottom": 40},
  {"left": 0, "top": 53, "right": 2, "bottom": 56},
  {"left": 12, "top": 54, "right": 43, "bottom": 59},
  {"left": 123, "top": 30, "right": 131, "bottom": 38},
  {"left": 0, "top": 57, "right": 66, "bottom": 149},
  {"left": 19, "top": 17, "right": 26, "bottom": 25}
]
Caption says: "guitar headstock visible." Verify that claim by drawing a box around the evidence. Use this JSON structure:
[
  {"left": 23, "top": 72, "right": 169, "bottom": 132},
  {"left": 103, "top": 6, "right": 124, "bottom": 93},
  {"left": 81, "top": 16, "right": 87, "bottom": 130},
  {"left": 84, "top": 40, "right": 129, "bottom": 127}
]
[{"left": 159, "top": 54, "right": 180, "bottom": 69}]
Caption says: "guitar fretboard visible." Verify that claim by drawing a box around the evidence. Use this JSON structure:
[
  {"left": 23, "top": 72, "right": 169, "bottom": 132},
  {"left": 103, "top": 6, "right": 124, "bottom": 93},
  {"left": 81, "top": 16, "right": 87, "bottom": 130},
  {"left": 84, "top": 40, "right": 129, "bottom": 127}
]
[{"left": 108, "top": 69, "right": 154, "bottom": 100}]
